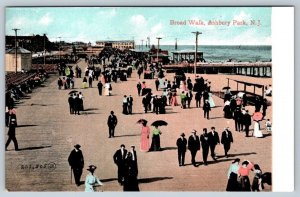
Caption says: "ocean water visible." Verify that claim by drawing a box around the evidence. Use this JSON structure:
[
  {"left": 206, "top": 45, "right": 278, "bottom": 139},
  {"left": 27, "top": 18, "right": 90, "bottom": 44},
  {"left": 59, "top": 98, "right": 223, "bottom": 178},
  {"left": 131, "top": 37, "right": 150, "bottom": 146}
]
[{"left": 137, "top": 45, "right": 272, "bottom": 62}]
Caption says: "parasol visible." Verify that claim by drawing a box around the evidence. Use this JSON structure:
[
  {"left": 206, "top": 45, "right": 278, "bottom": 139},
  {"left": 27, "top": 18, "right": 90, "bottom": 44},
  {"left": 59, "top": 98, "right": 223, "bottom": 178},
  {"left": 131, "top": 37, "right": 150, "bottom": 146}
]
[
  {"left": 151, "top": 120, "right": 168, "bottom": 127},
  {"left": 252, "top": 112, "right": 263, "bottom": 121},
  {"left": 137, "top": 119, "right": 147, "bottom": 124},
  {"left": 68, "top": 90, "right": 78, "bottom": 95}
]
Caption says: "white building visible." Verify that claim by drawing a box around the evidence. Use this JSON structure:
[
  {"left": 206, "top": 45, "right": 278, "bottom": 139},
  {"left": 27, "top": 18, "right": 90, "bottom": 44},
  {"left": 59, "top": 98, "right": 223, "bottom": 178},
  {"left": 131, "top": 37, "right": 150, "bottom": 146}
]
[{"left": 5, "top": 47, "right": 32, "bottom": 72}]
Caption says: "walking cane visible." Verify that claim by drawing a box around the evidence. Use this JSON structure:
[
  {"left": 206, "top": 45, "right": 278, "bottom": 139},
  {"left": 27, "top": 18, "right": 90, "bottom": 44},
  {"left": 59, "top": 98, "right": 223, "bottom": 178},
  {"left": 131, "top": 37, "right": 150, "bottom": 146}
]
[{"left": 70, "top": 167, "right": 73, "bottom": 184}]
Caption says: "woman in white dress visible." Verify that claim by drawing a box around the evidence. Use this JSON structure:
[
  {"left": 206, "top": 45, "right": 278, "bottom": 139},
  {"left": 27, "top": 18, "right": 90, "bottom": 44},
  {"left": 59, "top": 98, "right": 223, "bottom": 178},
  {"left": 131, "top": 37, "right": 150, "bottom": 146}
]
[
  {"left": 208, "top": 93, "right": 215, "bottom": 108},
  {"left": 253, "top": 121, "right": 263, "bottom": 138},
  {"left": 104, "top": 83, "right": 111, "bottom": 96},
  {"left": 85, "top": 165, "right": 103, "bottom": 192}
]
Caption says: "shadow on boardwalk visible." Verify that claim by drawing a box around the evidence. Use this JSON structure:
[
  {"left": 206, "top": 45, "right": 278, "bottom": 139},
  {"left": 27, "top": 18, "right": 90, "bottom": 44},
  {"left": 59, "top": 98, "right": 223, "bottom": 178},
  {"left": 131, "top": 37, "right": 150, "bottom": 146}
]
[
  {"left": 114, "top": 134, "right": 140, "bottom": 138},
  {"left": 138, "top": 177, "right": 173, "bottom": 184},
  {"left": 17, "top": 124, "right": 38, "bottom": 128},
  {"left": 18, "top": 145, "right": 52, "bottom": 151}
]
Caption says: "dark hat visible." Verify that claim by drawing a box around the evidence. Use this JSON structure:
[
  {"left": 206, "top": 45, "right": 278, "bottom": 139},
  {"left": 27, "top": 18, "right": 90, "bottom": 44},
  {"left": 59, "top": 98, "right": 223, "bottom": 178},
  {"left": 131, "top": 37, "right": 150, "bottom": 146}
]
[
  {"left": 180, "top": 133, "right": 185, "bottom": 137},
  {"left": 87, "top": 165, "right": 97, "bottom": 172},
  {"left": 120, "top": 144, "right": 125, "bottom": 148},
  {"left": 211, "top": 126, "right": 215, "bottom": 130},
  {"left": 74, "top": 144, "right": 81, "bottom": 149},
  {"left": 242, "top": 160, "right": 249, "bottom": 166},
  {"left": 232, "top": 158, "right": 240, "bottom": 164},
  {"left": 131, "top": 145, "right": 135, "bottom": 148}
]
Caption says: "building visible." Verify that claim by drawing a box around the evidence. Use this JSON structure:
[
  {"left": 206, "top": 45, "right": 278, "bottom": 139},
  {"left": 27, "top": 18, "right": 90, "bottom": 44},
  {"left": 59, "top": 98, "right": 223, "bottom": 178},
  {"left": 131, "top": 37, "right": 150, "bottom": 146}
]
[
  {"left": 172, "top": 50, "right": 204, "bottom": 63},
  {"left": 5, "top": 47, "right": 32, "bottom": 72},
  {"left": 95, "top": 40, "right": 135, "bottom": 50}
]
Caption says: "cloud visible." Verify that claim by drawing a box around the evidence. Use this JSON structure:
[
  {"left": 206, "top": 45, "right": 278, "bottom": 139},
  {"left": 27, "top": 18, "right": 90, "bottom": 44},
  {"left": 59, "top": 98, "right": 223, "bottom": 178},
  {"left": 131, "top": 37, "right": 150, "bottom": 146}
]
[
  {"left": 130, "top": 15, "right": 146, "bottom": 25},
  {"left": 9, "top": 17, "right": 30, "bottom": 28},
  {"left": 39, "top": 13, "right": 53, "bottom": 26}
]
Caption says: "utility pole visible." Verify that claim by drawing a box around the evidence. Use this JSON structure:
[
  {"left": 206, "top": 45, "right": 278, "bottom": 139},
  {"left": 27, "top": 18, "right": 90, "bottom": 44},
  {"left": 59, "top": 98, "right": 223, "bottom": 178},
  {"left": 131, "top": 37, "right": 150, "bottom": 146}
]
[
  {"left": 12, "top": 28, "right": 20, "bottom": 73},
  {"left": 147, "top": 37, "right": 150, "bottom": 48},
  {"left": 156, "top": 37, "right": 162, "bottom": 64},
  {"left": 43, "top": 33, "right": 47, "bottom": 68},
  {"left": 192, "top": 31, "right": 202, "bottom": 77},
  {"left": 58, "top": 36, "right": 61, "bottom": 64},
  {"left": 141, "top": 40, "right": 144, "bottom": 51}
]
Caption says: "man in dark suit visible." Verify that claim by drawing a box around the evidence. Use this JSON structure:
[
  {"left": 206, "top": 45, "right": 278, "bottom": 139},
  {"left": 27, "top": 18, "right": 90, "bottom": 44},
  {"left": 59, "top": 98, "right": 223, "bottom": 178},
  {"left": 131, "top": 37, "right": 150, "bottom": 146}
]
[
  {"left": 128, "top": 145, "right": 138, "bottom": 176},
  {"left": 136, "top": 82, "right": 142, "bottom": 96},
  {"left": 68, "top": 94, "right": 74, "bottom": 114},
  {"left": 127, "top": 95, "right": 133, "bottom": 115},
  {"left": 200, "top": 128, "right": 210, "bottom": 165},
  {"left": 188, "top": 130, "right": 200, "bottom": 167},
  {"left": 202, "top": 90, "right": 209, "bottom": 104},
  {"left": 233, "top": 107, "right": 243, "bottom": 132},
  {"left": 176, "top": 133, "right": 187, "bottom": 166},
  {"left": 113, "top": 144, "right": 128, "bottom": 185},
  {"left": 97, "top": 81, "right": 103, "bottom": 96},
  {"left": 195, "top": 91, "right": 202, "bottom": 108},
  {"left": 153, "top": 95, "right": 159, "bottom": 114},
  {"left": 107, "top": 111, "right": 118, "bottom": 138},
  {"left": 74, "top": 94, "right": 81, "bottom": 115},
  {"left": 68, "top": 144, "right": 84, "bottom": 186},
  {"left": 243, "top": 110, "right": 252, "bottom": 137},
  {"left": 5, "top": 114, "right": 19, "bottom": 151},
  {"left": 208, "top": 127, "right": 220, "bottom": 160},
  {"left": 203, "top": 100, "right": 211, "bottom": 119},
  {"left": 221, "top": 128, "right": 234, "bottom": 157}
]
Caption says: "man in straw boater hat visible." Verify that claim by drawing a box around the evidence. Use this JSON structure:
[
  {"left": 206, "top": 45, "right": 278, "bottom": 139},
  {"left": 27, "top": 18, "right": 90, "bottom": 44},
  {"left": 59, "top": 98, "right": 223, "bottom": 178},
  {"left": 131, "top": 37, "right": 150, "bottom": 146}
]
[
  {"left": 68, "top": 144, "right": 84, "bottom": 186},
  {"left": 85, "top": 165, "right": 103, "bottom": 192},
  {"left": 188, "top": 130, "right": 200, "bottom": 167},
  {"left": 176, "top": 132, "right": 187, "bottom": 167}
]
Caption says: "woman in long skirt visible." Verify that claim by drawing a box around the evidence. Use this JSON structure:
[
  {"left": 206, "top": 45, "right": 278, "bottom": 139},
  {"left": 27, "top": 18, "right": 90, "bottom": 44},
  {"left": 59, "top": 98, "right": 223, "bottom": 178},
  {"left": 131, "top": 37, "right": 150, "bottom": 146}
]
[
  {"left": 104, "top": 83, "right": 111, "bottom": 96},
  {"left": 252, "top": 164, "right": 264, "bottom": 191},
  {"left": 253, "top": 121, "right": 263, "bottom": 138},
  {"left": 85, "top": 165, "right": 103, "bottom": 192},
  {"left": 150, "top": 126, "right": 162, "bottom": 151},
  {"left": 208, "top": 93, "right": 215, "bottom": 108},
  {"left": 171, "top": 92, "right": 178, "bottom": 106},
  {"left": 238, "top": 160, "right": 254, "bottom": 191},
  {"left": 140, "top": 121, "right": 150, "bottom": 151},
  {"left": 226, "top": 158, "right": 241, "bottom": 191}
]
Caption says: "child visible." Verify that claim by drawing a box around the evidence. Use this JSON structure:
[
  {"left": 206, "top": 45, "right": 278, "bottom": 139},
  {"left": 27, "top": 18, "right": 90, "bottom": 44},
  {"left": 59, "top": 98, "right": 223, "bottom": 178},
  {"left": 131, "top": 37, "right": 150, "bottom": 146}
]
[{"left": 265, "top": 119, "right": 272, "bottom": 132}]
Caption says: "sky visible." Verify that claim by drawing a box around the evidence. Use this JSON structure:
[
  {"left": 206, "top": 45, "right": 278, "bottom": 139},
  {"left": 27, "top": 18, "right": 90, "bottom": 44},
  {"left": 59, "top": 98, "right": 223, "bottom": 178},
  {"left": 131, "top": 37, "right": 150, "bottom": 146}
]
[{"left": 6, "top": 7, "right": 271, "bottom": 45}]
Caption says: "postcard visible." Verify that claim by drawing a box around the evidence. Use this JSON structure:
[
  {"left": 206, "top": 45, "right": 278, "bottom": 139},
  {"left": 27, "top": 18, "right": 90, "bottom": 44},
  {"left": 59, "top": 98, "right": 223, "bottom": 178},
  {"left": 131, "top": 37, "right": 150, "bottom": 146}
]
[{"left": 4, "top": 6, "right": 294, "bottom": 192}]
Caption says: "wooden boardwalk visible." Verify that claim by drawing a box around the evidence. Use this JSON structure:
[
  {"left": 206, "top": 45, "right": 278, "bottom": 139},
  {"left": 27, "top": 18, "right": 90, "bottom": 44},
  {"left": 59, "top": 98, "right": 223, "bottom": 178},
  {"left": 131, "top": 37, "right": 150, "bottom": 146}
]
[{"left": 5, "top": 59, "right": 272, "bottom": 191}]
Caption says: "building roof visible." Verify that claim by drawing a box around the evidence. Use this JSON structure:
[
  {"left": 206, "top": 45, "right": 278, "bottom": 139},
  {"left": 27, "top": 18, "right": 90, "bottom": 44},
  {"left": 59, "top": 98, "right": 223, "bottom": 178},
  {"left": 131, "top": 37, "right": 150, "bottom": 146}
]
[
  {"left": 129, "top": 49, "right": 149, "bottom": 53},
  {"left": 172, "top": 49, "right": 203, "bottom": 54},
  {"left": 149, "top": 53, "right": 169, "bottom": 57},
  {"left": 96, "top": 40, "right": 134, "bottom": 43},
  {"left": 6, "top": 47, "right": 31, "bottom": 54}
]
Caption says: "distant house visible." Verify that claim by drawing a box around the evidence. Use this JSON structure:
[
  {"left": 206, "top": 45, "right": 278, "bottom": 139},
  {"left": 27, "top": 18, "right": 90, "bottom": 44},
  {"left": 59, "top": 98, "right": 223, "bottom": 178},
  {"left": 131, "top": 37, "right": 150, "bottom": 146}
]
[
  {"left": 5, "top": 47, "right": 32, "bottom": 72},
  {"left": 95, "top": 40, "right": 135, "bottom": 50}
]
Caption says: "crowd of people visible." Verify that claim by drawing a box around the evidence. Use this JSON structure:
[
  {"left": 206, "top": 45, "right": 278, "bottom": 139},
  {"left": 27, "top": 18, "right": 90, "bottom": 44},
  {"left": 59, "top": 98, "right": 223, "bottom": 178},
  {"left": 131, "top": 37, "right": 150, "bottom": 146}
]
[
  {"left": 6, "top": 46, "right": 272, "bottom": 192},
  {"left": 69, "top": 50, "right": 271, "bottom": 192}
]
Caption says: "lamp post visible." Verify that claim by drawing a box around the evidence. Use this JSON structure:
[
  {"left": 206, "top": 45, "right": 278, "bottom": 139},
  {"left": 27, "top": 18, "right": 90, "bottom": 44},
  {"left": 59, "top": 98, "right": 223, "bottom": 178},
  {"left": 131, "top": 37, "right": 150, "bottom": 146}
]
[
  {"left": 12, "top": 28, "right": 20, "bottom": 73},
  {"left": 156, "top": 37, "right": 162, "bottom": 63},
  {"left": 58, "top": 36, "right": 61, "bottom": 64},
  {"left": 43, "top": 33, "right": 47, "bottom": 68},
  {"left": 192, "top": 31, "right": 202, "bottom": 77}
]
